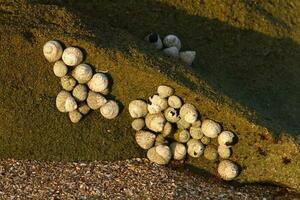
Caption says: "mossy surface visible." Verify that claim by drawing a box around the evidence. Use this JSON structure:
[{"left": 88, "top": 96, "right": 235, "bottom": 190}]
[{"left": 0, "top": 0, "right": 299, "bottom": 192}]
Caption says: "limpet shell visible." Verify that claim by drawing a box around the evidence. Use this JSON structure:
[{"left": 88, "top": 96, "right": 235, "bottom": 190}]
[
  {"left": 56, "top": 90, "right": 72, "bottom": 112},
  {"left": 100, "top": 100, "right": 119, "bottom": 119},
  {"left": 201, "top": 119, "right": 221, "bottom": 138},
  {"left": 179, "top": 103, "right": 198, "bottom": 124},
  {"left": 131, "top": 118, "right": 145, "bottom": 131},
  {"left": 145, "top": 113, "right": 166, "bottom": 132},
  {"left": 87, "top": 73, "right": 109, "bottom": 93},
  {"left": 218, "top": 131, "right": 235, "bottom": 146},
  {"left": 147, "top": 145, "right": 172, "bottom": 165},
  {"left": 163, "top": 34, "right": 181, "bottom": 51},
  {"left": 149, "top": 95, "right": 168, "bottom": 112},
  {"left": 69, "top": 110, "right": 82, "bottom": 123},
  {"left": 64, "top": 96, "right": 77, "bottom": 112},
  {"left": 157, "top": 85, "right": 174, "bottom": 98},
  {"left": 217, "top": 160, "right": 239, "bottom": 181},
  {"left": 168, "top": 95, "right": 182, "bottom": 109},
  {"left": 53, "top": 60, "right": 68, "bottom": 77},
  {"left": 179, "top": 51, "right": 196, "bottom": 66},
  {"left": 163, "top": 46, "right": 179, "bottom": 58},
  {"left": 170, "top": 142, "right": 186, "bottom": 160},
  {"left": 128, "top": 100, "right": 148, "bottom": 118},
  {"left": 187, "top": 139, "right": 204, "bottom": 158},
  {"left": 135, "top": 130, "right": 156, "bottom": 150},
  {"left": 72, "top": 63, "right": 93, "bottom": 84},
  {"left": 62, "top": 47, "right": 83, "bottom": 66},
  {"left": 72, "top": 84, "right": 88, "bottom": 101},
  {"left": 86, "top": 91, "right": 107, "bottom": 110},
  {"left": 43, "top": 40, "right": 63, "bottom": 63},
  {"left": 61, "top": 75, "right": 77, "bottom": 91}
]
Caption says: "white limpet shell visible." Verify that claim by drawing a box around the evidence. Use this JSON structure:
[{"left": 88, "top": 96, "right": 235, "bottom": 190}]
[
  {"left": 176, "top": 118, "right": 191, "bottom": 130},
  {"left": 64, "top": 96, "right": 77, "bottom": 112},
  {"left": 163, "top": 34, "right": 181, "bottom": 51},
  {"left": 164, "top": 107, "right": 180, "bottom": 123},
  {"left": 53, "top": 60, "right": 68, "bottom": 77},
  {"left": 168, "top": 95, "right": 182, "bottom": 109},
  {"left": 69, "top": 110, "right": 82, "bottom": 123},
  {"left": 204, "top": 145, "right": 218, "bottom": 161},
  {"left": 163, "top": 46, "right": 179, "bottom": 58},
  {"left": 201, "top": 119, "right": 221, "bottom": 138},
  {"left": 201, "top": 136, "right": 211, "bottom": 145},
  {"left": 131, "top": 118, "right": 145, "bottom": 131},
  {"left": 179, "top": 103, "right": 198, "bottom": 124},
  {"left": 187, "top": 139, "right": 205, "bottom": 158},
  {"left": 162, "top": 122, "right": 172, "bottom": 137},
  {"left": 72, "top": 63, "right": 93, "bottom": 84},
  {"left": 86, "top": 91, "right": 107, "bottom": 110},
  {"left": 174, "top": 129, "right": 190, "bottom": 143},
  {"left": 145, "top": 33, "right": 163, "bottom": 49},
  {"left": 218, "top": 131, "right": 235, "bottom": 146},
  {"left": 100, "top": 100, "right": 119, "bottom": 119},
  {"left": 61, "top": 75, "right": 77, "bottom": 91},
  {"left": 87, "top": 73, "right": 109, "bottom": 93},
  {"left": 189, "top": 126, "right": 204, "bottom": 140},
  {"left": 145, "top": 113, "right": 166, "bottom": 133},
  {"left": 147, "top": 145, "right": 172, "bottom": 165},
  {"left": 179, "top": 51, "right": 196, "bottom": 66},
  {"left": 56, "top": 90, "right": 72, "bottom": 112},
  {"left": 135, "top": 130, "right": 156, "bottom": 150},
  {"left": 43, "top": 40, "right": 63, "bottom": 63},
  {"left": 217, "top": 160, "right": 239, "bottom": 181},
  {"left": 218, "top": 145, "right": 232, "bottom": 159},
  {"left": 170, "top": 142, "right": 186, "bottom": 160},
  {"left": 72, "top": 84, "right": 88, "bottom": 101},
  {"left": 78, "top": 104, "right": 90, "bottom": 115},
  {"left": 149, "top": 95, "right": 168, "bottom": 112},
  {"left": 157, "top": 85, "right": 174, "bottom": 98},
  {"left": 192, "top": 120, "right": 201, "bottom": 128},
  {"left": 128, "top": 100, "right": 148, "bottom": 118},
  {"left": 62, "top": 47, "right": 83, "bottom": 66}
]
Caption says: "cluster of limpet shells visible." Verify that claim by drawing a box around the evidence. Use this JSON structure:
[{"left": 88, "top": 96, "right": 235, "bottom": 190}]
[
  {"left": 43, "top": 40, "right": 119, "bottom": 123},
  {"left": 129, "top": 85, "right": 239, "bottom": 180},
  {"left": 145, "top": 33, "right": 196, "bottom": 66}
]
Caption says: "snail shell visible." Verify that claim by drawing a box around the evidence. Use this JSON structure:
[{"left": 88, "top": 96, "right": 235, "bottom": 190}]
[
  {"left": 64, "top": 96, "right": 77, "bottom": 112},
  {"left": 56, "top": 90, "right": 72, "bottom": 112},
  {"left": 147, "top": 103, "right": 161, "bottom": 114},
  {"left": 69, "top": 110, "right": 82, "bottom": 123},
  {"left": 145, "top": 32, "right": 163, "bottom": 49},
  {"left": 145, "top": 113, "right": 166, "bottom": 132},
  {"left": 176, "top": 118, "right": 191, "bottom": 130},
  {"left": 72, "top": 84, "right": 88, "bottom": 101},
  {"left": 131, "top": 118, "right": 145, "bottom": 131},
  {"left": 157, "top": 85, "right": 174, "bottom": 98},
  {"left": 100, "top": 100, "right": 119, "bottom": 119},
  {"left": 168, "top": 95, "right": 182, "bottom": 109},
  {"left": 189, "top": 126, "right": 204, "bottom": 140},
  {"left": 149, "top": 95, "right": 168, "bottom": 112},
  {"left": 60, "top": 75, "right": 77, "bottom": 91},
  {"left": 218, "top": 145, "right": 232, "bottom": 159},
  {"left": 128, "top": 100, "right": 148, "bottom": 118},
  {"left": 162, "top": 122, "right": 172, "bottom": 137},
  {"left": 72, "top": 63, "right": 93, "bottom": 84},
  {"left": 147, "top": 145, "right": 172, "bottom": 165},
  {"left": 201, "top": 119, "right": 221, "bottom": 138},
  {"left": 43, "top": 40, "right": 63, "bottom": 62},
  {"left": 187, "top": 139, "right": 204, "bottom": 158},
  {"left": 86, "top": 91, "right": 107, "bottom": 110},
  {"left": 53, "top": 60, "right": 68, "bottom": 77},
  {"left": 218, "top": 131, "right": 235, "bottom": 146},
  {"left": 135, "top": 130, "right": 156, "bottom": 150},
  {"left": 204, "top": 144, "right": 218, "bottom": 161},
  {"left": 179, "top": 103, "right": 198, "bottom": 124},
  {"left": 179, "top": 51, "right": 196, "bottom": 66},
  {"left": 78, "top": 103, "right": 90, "bottom": 115},
  {"left": 201, "top": 136, "right": 211, "bottom": 145},
  {"left": 174, "top": 129, "right": 190, "bottom": 143},
  {"left": 170, "top": 142, "right": 186, "bottom": 160},
  {"left": 163, "top": 34, "right": 181, "bottom": 50},
  {"left": 87, "top": 73, "right": 109, "bottom": 93},
  {"left": 163, "top": 46, "right": 179, "bottom": 58},
  {"left": 164, "top": 107, "right": 180, "bottom": 123},
  {"left": 62, "top": 47, "right": 83, "bottom": 66},
  {"left": 217, "top": 160, "right": 239, "bottom": 181}
]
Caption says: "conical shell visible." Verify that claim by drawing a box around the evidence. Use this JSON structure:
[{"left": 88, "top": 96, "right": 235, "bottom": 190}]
[
  {"left": 128, "top": 100, "right": 148, "bottom": 118},
  {"left": 86, "top": 91, "right": 107, "bottom": 110},
  {"left": 164, "top": 107, "right": 180, "bottom": 123},
  {"left": 170, "top": 142, "right": 186, "bottom": 160},
  {"left": 174, "top": 129, "right": 190, "bottom": 143},
  {"left": 217, "top": 160, "right": 239, "bottom": 181},
  {"left": 163, "top": 34, "right": 181, "bottom": 51},
  {"left": 179, "top": 103, "right": 198, "bottom": 124},
  {"left": 53, "top": 60, "right": 68, "bottom": 77},
  {"left": 56, "top": 90, "right": 72, "bottom": 112},
  {"left": 72, "top": 84, "right": 88, "bottom": 101},
  {"left": 187, "top": 139, "right": 204, "bottom": 158},
  {"left": 72, "top": 63, "right": 93, "bottom": 84},
  {"left": 179, "top": 51, "right": 196, "bottom": 66},
  {"left": 168, "top": 95, "right": 182, "bottom": 109},
  {"left": 62, "top": 47, "right": 83, "bottom": 66},
  {"left": 61, "top": 75, "right": 76, "bottom": 91},
  {"left": 43, "top": 40, "right": 63, "bottom": 62},
  {"left": 147, "top": 145, "right": 171, "bottom": 165},
  {"left": 64, "top": 96, "right": 77, "bottom": 112},
  {"left": 218, "top": 131, "right": 235, "bottom": 146},
  {"left": 87, "top": 73, "right": 109, "bottom": 93},
  {"left": 69, "top": 110, "right": 82, "bottom": 123},
  {"left": 100, "top": 100, "right": 119, "bottom": 119},
  {"left": 135, "top": 130, "right": 156, "bottom": 150},
  {"left": 201, "top": 119, "right": 221, "bottom": 138},
  {"left": 131, "top": 118, "right": 145, "bottom": 131},
  {"left": 163, "top": 47, "right": 179, "bottom": 58},
  {"left": 157, "top": 85, "right": 174, "bottom": 98},
  {"left": 145, "top": 113, "right": 166, "bottom": 132}
]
